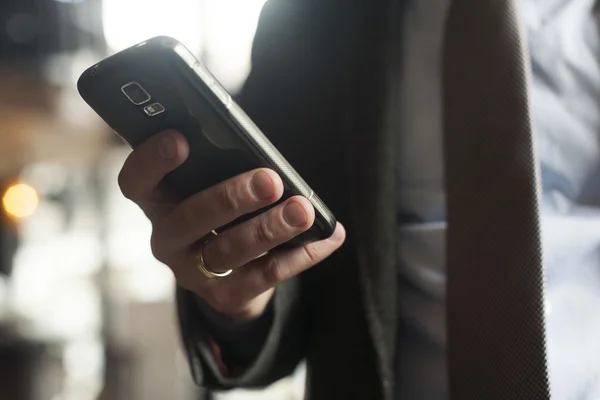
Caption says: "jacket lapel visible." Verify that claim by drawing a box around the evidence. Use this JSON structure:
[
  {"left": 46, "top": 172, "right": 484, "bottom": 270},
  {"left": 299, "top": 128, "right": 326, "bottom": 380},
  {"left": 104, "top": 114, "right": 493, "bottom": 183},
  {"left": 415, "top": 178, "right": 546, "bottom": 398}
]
[
  {"left": 240, "top": 1, "right": 405, "bottom": 397},
  {"left": 342, "top": 1, "right": 406, "bottom": 398}
]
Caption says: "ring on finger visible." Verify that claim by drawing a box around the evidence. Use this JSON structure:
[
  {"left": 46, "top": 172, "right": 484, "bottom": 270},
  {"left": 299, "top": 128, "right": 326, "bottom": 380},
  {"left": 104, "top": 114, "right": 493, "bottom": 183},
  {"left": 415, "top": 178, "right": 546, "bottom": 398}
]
[{"left": 196, "top": 231, "right": 233, "bottom": 279}]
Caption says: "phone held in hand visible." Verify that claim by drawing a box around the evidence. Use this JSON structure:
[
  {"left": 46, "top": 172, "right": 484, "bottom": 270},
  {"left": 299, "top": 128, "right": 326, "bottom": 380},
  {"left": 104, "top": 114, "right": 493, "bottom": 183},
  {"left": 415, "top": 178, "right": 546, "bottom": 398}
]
[{"left": 77, "top": 36, "right": 336, "bottom": 247}]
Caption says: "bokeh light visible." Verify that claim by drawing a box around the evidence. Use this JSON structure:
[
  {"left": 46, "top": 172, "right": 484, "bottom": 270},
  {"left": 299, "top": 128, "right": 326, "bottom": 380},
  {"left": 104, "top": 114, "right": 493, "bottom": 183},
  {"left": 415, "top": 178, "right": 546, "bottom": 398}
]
[{"left": 2, "top": 183, "right": 39, "bottom": 219}]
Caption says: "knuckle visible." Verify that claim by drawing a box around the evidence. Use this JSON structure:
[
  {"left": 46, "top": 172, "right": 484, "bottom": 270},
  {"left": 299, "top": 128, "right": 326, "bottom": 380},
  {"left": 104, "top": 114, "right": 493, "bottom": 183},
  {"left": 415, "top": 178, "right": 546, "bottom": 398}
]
[
  {"left": 262, "top": 256, "right": 285, "bottom": 285},
  {"left": 117, "top": 168, "right": 135, "bottom": 200},
  {"left": 302, "top": 244, "right": 322, "bottom": 266},
  {"left": 149, "top": 230, "right": 168, "bottom": 263},
  {"left": 216, "top": 184, "right": 240, "bottom": 214},
  {"left": 254, "top": 218, "right": 278, "bottom": 244}
]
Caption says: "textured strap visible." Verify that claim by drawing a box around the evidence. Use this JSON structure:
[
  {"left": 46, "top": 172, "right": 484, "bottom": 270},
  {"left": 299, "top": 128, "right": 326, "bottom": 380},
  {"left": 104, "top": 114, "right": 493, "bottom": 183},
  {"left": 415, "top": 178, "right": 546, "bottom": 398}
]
[{"left": 443, "top": 0, "right": 551, "bottom": 398}]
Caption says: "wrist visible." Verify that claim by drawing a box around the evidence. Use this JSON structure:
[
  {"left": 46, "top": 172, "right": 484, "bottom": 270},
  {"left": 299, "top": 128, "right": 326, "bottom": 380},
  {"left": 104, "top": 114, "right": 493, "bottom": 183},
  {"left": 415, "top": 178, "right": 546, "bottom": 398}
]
[
  {"left": 194, "top": 293, "right": 275, "bottom": 370},
  {"left": 198, "top": 288, "right": 275, "bottom": 322}
]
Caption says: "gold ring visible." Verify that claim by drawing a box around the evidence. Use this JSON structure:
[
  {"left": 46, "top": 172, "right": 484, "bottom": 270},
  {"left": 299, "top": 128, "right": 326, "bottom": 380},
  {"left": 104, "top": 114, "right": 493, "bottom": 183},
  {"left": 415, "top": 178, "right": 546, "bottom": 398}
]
[{"left": 196, "top": 231, "right": 233, "bottom": 279}]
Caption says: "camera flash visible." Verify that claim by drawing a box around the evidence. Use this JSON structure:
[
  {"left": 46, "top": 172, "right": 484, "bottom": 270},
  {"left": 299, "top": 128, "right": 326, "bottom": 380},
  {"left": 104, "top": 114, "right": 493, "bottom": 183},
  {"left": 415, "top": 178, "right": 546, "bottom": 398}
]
[{"left": 144, "top": 102, "right": 165, "bottom": 117}]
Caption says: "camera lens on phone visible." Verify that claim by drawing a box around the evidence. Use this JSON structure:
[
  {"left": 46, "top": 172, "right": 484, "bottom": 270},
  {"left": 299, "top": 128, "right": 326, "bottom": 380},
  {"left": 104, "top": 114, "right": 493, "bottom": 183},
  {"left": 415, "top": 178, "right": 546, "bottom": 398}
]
[{"left": 121, "top": 82, "right": 151, "bottom": 105}]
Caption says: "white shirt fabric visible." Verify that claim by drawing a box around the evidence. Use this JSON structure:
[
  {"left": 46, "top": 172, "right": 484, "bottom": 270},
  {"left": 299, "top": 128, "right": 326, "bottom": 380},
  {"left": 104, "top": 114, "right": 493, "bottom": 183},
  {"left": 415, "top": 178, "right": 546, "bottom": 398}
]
[{"left": 396, "top": 0, "right": 600, "bottom": 398}]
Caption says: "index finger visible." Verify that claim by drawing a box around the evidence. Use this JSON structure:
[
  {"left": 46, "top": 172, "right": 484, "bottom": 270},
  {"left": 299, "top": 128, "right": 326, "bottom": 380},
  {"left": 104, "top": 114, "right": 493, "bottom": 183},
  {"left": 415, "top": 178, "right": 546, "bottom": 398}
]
[{"left": 118, "top": 130, "right": 189, "bottom": 218}]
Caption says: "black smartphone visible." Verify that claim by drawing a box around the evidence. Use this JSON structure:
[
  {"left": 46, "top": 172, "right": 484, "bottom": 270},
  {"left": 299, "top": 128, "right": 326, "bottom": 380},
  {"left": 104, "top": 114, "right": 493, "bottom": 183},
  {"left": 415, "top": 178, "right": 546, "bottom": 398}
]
[{"left": 77, "top": 36, "right": 336, "bottom": 246}]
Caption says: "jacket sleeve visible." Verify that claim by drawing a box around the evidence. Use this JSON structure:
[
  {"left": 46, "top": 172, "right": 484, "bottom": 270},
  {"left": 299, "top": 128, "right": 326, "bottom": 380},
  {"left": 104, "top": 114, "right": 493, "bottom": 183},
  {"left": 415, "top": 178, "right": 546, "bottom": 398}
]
[{"left": 176, "top": 277, "right": 307, "bottom": 390}]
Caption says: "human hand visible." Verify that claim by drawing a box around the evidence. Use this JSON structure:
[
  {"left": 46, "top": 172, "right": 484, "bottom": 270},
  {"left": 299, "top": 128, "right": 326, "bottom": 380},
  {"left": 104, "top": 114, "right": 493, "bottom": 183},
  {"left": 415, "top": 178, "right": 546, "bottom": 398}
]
[{"left": 117, "top": 130, "right": 346, "bottom": 320}]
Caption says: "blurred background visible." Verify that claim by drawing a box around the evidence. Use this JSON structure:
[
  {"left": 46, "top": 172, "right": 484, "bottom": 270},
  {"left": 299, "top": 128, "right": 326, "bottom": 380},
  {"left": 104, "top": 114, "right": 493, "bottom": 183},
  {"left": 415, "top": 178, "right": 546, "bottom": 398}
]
[{"left": 0, "top": 0, "right": 305, "bottom": 399}]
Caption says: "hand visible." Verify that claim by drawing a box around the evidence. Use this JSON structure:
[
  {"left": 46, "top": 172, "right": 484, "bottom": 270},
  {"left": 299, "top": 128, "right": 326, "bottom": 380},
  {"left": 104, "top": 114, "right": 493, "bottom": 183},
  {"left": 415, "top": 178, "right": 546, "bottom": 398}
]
[{"left": 117, "top": 130, "right": 346, "bottom": 320}]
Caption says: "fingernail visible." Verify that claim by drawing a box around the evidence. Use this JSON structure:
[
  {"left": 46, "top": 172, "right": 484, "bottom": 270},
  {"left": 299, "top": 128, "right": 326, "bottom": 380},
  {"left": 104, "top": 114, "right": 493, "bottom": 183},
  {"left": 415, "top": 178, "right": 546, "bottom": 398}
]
[
  {"left": 158, "top": 133, "right": 177, "bottom": 159},
  {"left": 251, "top": 171, "right": 275, "bottom": 200},
  {"left": 283, "top": 201, "right": 307, "bottom": 227}
]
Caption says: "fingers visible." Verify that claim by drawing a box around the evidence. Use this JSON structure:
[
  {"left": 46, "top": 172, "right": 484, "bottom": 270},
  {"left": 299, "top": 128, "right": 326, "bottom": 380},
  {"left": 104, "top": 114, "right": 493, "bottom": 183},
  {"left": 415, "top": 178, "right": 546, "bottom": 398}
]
[
  {"left": 201, "top": 223, "right": 346, "bottom": 315},
  {"left": 118, "top": 130, "right": 189, "bottom": 216},
  {"left": 242, "top": 223, "right": 345, "bottom": 294},
  {"left": 201, "top": 196, "right": 316, "bottom": 273},
  {"left": 118, "top": 129, "right": 346, "bottom": 320},
  {"left": 157, "top": 168, "right": 284, "bottom": 249}
]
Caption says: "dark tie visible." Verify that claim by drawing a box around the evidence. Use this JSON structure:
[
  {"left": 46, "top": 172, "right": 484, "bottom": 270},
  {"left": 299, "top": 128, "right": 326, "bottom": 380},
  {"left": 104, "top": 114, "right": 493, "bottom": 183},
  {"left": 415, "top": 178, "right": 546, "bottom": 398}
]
[{"left": 443, "top": 0, "right": 551, "bottom": 398}]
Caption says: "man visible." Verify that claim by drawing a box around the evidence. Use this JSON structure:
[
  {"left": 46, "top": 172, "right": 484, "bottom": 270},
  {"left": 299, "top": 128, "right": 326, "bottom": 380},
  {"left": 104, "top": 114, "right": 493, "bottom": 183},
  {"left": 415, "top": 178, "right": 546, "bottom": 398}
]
[{"left": 117, "top": 0, "right": 600, "bottom": 398}]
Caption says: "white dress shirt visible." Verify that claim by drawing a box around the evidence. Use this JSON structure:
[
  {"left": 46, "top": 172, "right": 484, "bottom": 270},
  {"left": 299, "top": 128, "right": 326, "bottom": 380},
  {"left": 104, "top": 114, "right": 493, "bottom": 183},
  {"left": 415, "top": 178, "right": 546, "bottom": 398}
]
[{"left": 396, "top": 0, "right": 600, "bottom": 398}]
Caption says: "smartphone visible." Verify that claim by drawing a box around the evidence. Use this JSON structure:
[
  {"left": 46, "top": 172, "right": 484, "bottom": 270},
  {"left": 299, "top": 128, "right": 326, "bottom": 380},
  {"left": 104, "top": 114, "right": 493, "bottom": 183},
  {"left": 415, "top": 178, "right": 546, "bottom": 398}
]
[{"left": 77, "top": 36, "right": 336, "bottom": 246}]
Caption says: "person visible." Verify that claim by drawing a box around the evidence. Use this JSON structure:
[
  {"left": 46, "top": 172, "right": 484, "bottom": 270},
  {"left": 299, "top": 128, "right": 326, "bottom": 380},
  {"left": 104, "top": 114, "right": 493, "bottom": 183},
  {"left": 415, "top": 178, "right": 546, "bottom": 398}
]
[{"left": 116, "top": 0, "right": 600, "bottom": 398}]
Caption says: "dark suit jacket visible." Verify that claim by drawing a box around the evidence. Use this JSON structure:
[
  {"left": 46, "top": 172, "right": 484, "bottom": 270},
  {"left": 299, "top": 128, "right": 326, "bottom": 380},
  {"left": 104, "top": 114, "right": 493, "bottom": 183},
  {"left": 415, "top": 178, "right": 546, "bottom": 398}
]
[{"left": 178, "top": 1, "right": 405, "bottom": 399}]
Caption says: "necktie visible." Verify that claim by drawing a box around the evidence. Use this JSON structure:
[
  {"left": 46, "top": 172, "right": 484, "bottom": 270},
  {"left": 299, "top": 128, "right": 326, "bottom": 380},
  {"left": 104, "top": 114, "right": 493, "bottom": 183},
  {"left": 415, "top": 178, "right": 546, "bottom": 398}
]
[{"left": 443, "top": 1, "right": 551, "bottom": 398}]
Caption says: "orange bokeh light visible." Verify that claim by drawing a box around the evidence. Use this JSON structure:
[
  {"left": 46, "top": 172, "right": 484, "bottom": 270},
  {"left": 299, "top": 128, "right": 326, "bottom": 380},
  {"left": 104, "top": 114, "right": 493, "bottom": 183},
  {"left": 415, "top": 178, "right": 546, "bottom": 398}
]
[{"left": 2, "top": 183, "right": 39, "bottom": 219}]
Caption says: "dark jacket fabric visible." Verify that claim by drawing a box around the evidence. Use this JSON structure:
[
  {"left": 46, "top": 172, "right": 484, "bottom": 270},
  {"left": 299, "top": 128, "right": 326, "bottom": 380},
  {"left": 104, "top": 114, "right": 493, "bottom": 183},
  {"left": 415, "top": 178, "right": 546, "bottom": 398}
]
[{"left": 177, "top": 1, "right": 405, "bottom": 399}]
